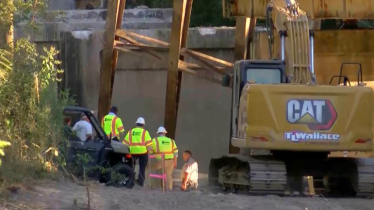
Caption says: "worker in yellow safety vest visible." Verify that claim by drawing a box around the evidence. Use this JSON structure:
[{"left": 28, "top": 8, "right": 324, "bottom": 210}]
[
  {"left": 150, "top": 126, "right": 178, "bottom": 190},
  {"left": 101, "top": 106, "right": 125, "bottom": 141},
  {"left": 123, "top": 117, "right": 152, "bottom": 187}
]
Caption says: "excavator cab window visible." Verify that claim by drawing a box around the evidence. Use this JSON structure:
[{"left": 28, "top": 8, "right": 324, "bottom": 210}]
[
  {"left": 239, "top": 60, "right": 286, "bottom": 96},
  {"left": 241, "top": 60, "right": 286, "bottom": 84},
  {"left": 246, "top": 68, "right": 282, "bottom": 84}
]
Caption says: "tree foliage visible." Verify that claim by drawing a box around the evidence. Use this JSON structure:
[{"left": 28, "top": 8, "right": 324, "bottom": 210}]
[{"left": 0, "top": 0, "right": 75, "bottom": 184}]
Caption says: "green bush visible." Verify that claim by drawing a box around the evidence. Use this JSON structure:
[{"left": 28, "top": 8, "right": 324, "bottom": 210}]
[{"left": 0, "top": 0, "right": 75, "bottom": 186}]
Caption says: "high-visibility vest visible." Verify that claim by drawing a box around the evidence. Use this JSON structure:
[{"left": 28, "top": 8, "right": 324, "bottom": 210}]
[
  {"left": 152, "top": 136, "right": 178, "bottom": 160},
  {"left": 101, "top": 114, "right": 124, "bottom": 139},
  {"left": 123, "top": 127, "right": 152, "bottom": 154}
]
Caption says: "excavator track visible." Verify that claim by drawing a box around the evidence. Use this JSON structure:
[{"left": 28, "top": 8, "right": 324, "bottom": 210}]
[
  {"left": 211, "top": 155, "right": 374, "bottom": 198},
  {"left": 247, "top": 157, "right": 287, "bottom": 195},
  {"left": 355, "top": 158, "right": 374, "bottom": 198},
  {"left": 214, "top": 155, "right": 288, "bottom": 195}
]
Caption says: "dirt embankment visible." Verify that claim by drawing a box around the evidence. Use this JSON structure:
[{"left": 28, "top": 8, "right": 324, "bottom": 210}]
[{"left": 0, "top": 179, "right": 373, "bottom": 210}]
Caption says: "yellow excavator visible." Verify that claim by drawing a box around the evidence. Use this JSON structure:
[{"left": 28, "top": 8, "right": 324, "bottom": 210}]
[{"left": 209, "top": 0, "right": 374, "bottom": 197}]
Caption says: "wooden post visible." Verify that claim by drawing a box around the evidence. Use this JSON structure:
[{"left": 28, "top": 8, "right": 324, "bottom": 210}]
[
  {"left": 110, "top": 0, "right": 126, "bottom": 100},
  {"left": 164, "top": 0, "right": 190, "bottom": 139},
  {"left": 98, "top": 0, "right": 120, "bottom": 121},
  {"left": 234, "top": 17, "right": 257, "bottom": 60},
  {"left": 230, "top": 17, "right": 257, "bottom": 154}
]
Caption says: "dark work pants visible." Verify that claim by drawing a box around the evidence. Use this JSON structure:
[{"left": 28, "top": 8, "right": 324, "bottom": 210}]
[{"left": 132, "top": 153, "right": 148, "bottom": 186}]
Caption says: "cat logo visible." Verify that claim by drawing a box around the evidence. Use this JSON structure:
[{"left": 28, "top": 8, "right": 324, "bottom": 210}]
[{"left": 286, "top": 99, "right": 338, "bottom": 130}]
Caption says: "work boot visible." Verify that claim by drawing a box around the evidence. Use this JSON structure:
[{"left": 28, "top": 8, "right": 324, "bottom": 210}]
[{"left": 136, "top": 179, "right": 144, "bottom": 187}]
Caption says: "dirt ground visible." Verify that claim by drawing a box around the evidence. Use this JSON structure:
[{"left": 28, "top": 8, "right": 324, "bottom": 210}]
[{"left": 0, "top": 178, "right": 373, "bottom": 210}]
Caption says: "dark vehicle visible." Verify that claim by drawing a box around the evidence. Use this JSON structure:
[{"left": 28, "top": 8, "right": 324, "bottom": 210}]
[{"left": 63, "top": 106, "right": 134, "bottom": 188}]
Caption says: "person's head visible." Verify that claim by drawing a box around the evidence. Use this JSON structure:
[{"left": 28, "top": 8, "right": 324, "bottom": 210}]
[
  {"left": 135, "top": 117, "right": 145, "bottom": 128},
  {"left": 157, "top": 126, "right": 167, "bottom": 136},
  {"left": 64, "top": 116, "right": 72, "bottom": 126},
  {"left": 110, "top": 106, "right": 118, "bottom": 115},
  {"left": 183, "top": 150, "right": 192, "bottom": 162},
  {"left": 81, "top": 113, "right": 89, "bottom": 122}
]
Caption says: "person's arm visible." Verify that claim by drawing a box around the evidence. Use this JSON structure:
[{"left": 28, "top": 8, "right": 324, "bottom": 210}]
[
  {"left": 172, "top": 140, "right": 178, "bottom": 168},
  {"left": 72, "top": 123, "right": 77, "bottom": 132},
  {"left": 144, "top": 131, "right": 153, "bottom": 152},
  {"left": 182, "top": 172, "right": 190, "bottom": 190},
  {"left": 123, "top": 131, "right": 130, "bottom": 145},
  {"left": 149, "top": 139, "right": 156, "bottom": 154},
  {"left": 116, "top": 118, "right": 125, "bottom": 139}
]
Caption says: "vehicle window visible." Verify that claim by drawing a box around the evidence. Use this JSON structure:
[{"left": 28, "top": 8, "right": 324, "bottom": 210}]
[{"left": 246, "top": 68, "right": 282, "bottom": 84}]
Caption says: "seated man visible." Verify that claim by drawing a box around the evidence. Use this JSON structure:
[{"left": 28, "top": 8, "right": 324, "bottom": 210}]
[
  {"left": 72, "top": 113, "right": 93, "bottom": 141},
  {"left": 181, "top": 150, "right": 198, "bottom": 190}
]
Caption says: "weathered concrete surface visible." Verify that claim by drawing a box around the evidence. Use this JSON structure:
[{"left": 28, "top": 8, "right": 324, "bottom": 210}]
[
  {"left": 58, "top": 28, "right": 236, "bottom": 172},
  {"left": 48, "top": 0, "right": 76, "bottom": 10},
  {"left": 14, "top": 9, "right": 173, "bottom": 41}
]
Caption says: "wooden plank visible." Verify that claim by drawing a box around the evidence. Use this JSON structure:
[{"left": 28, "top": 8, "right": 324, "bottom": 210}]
[
  {"left": 115, "top": 43, "right": 227, "bottom": 72},
  {"left": 246, "top": 18, "right": 257, "bottom": 59},
  {"left": 115, "top": 29, "right": 162, "bottom": 59},
  {"left": 125, "top": 30, "right": 170, "bottom": 46},
  {"left": 234, "top": 17, "right": 251, "bottom": 60},
  {"left": 181, "top": 48, "right": 233, "bottom": 68},
  {"left": 117, "top": 43, "right": 169, "bottom": 50},
  {"left": 116, "top": 28, "right": 233, "bottom": 70},
  {"left": 98, "top": 0, "right": 120, "bottom": 122},
  {"left": 174, "top": 0, "right": 193, "bottom": 138},
  {"left": 114, "top": 46, "right": 142, "bottom": 56},
  {"left": 179, "top": 60, "right": 222, "bottom": 85},
  {"left": 110, "top": 0, "right": 126, "bottom": 107},
  {"left": 164, "top": 0, "right": 188, "bottom": 139},
  {"left": 185, "top": 50, "right": 225, "bottom": 74}
]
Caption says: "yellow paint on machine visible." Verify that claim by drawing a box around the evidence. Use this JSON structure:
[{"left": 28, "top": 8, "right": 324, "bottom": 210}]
[
  {"left": 239, "top": 83, "right": 374, "bottom": 151},
  {"left": 223, "top": 0, "right": 374, "bottom": 19}
]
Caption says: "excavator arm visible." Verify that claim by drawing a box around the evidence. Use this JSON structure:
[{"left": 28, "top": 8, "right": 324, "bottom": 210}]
[{"left": 267, "top": 0, "right": 314, "bottom": 84}]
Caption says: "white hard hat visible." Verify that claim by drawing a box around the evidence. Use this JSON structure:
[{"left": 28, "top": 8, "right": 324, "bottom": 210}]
[
  {"left": 136, "top": 117, "right": 145, "bottom": 124},
  {"left": 157, "top": 126, "right": 167, "bottom": 134}
]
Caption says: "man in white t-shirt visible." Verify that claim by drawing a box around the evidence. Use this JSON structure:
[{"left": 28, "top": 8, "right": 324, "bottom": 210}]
[
  {"left": 72, "top": 113, "right": 93, "bottom": 141},
  {"left": 181, "top": 150, "right": 198, "bottom": 190}
]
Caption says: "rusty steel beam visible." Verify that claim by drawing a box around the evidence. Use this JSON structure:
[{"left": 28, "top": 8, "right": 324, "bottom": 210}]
[
  {"left": 223, "top": 0, "right": 374, "bottom": 19},
  {"left": 98, "top": 0, "right": 120, "bottom": 122}
]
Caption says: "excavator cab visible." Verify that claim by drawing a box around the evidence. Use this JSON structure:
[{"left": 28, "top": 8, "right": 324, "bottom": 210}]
[{"left": 229, "top": 59, "right": 287, "bottom": 139}]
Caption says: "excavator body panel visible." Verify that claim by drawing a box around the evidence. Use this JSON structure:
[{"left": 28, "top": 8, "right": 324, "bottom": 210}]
[{"left": 232, "top": 83, "right": 374, "bottom": 152}]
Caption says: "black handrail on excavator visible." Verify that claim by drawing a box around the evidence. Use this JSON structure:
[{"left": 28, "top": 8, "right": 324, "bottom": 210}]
[
  {"left": 329, "top": 75, "right": 351, "bottom": 86},
  {"left": 338, "top": 62, "right": 363, "bottom": 85}
]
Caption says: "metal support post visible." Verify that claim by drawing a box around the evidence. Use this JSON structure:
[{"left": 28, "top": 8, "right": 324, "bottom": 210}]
[
  {"left": 280, "top": 30, "right": 287, "bottom": 61},
  {"left": 309, "top": 30, "right": 315, "bottom": 75},
  {"left": 309, "top": 30, "right": 316, "bottom": 83}
]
